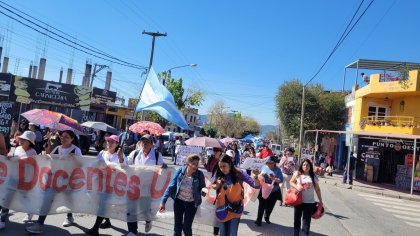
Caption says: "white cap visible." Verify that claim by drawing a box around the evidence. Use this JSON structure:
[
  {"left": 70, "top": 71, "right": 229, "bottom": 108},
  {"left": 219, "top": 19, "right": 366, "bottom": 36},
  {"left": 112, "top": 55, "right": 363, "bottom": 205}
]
[
  {"left": 225, "top": 150, "right": 235, "bottom": 158},
  {"left": 19, "top": 131, "right": 36, "bottom": 145}
]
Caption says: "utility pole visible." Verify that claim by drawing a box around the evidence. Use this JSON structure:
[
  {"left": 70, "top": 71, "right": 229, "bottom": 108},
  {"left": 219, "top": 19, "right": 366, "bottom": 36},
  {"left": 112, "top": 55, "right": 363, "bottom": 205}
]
[
  {"left": 142, "top": 31, "right": 167, "bottom": 69},
  {"left": 90, "top": 63, "right": 108, "bottom": 88},
  {"left": 140, "top": 31, "right": 167, "bottom": 120}
]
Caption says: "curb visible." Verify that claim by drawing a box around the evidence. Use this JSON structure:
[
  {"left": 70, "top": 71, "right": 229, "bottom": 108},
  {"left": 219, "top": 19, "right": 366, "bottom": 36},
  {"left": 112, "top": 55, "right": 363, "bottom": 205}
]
[{"left": 321, "top": 179, "right": 420, "bottom": 203}]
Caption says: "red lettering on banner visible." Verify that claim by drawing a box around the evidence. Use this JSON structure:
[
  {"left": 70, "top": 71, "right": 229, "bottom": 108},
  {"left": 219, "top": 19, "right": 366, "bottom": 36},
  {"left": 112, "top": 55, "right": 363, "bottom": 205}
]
[
  {"left": 114, "top": 172, "right": 127, "bottom": 197},
  {"left": 105, "top": 166, "right": 113, "bottom": 193},
  {"left": 87, "top": 167, "right": 103, "bottom": 192},
  {"left": 0, "top": 161, "right": 7, "bottom": 185},
  {"left": 150, "top": 168, "right": 171, "bottom": 199},
  {"left": 38, "top": 167, "right": 52, "bottom": 191},
  {"left": 52, "top": 170, "right": 69, "bottom": 192},
  {"left": 69, "top": 168, "right": 85, "bottom": 190},
  {"left": 128, "top": 175, "right": 140, "bottom": 200},
  {"left": 18, "top": 157, "right": 39, "bottom": 190}
]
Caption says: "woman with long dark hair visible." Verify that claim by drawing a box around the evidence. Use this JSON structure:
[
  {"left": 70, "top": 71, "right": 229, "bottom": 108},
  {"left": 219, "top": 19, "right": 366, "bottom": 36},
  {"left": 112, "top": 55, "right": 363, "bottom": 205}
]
[
  {"left": 211, "top": 154, "right": 260, "bottom": 236},
  {"left": 26, "top": 130, "right": 83, "bottom": 234},
  {"left": 290, "top": 159, "right": 323, "bottom": 236}
]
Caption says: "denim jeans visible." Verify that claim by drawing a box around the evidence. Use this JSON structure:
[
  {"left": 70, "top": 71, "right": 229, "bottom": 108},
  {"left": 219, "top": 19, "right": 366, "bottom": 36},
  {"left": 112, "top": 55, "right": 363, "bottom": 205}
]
[
  {"left": 343, "top": 168, "right": 354, "bottom": 184},
  {"left": 219, "top": 217, "right": 240, "bottom": 236},
  {"left": 173, "top": 198, "right": 198, "bottom": 236}
]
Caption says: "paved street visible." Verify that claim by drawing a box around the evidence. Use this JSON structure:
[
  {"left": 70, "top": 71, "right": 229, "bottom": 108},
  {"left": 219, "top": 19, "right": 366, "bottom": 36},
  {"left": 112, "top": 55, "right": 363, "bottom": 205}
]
[{"left": 1, "top": 155, "right": 420, "bottom": 235}]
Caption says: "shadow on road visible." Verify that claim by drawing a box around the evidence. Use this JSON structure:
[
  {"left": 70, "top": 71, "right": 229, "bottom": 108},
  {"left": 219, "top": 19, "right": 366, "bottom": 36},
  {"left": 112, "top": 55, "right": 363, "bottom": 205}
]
[
  {"left": 325, "top": 211, "right": 349, "bottom": 220},
  {"left": 241, "top": 218, "right": 328, "bottom": 236}
]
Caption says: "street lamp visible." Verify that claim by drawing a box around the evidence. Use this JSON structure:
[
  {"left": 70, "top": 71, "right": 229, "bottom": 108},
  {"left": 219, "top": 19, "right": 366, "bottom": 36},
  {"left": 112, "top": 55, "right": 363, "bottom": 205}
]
[{"left": 162, "top": 64, "right": 197, "bottom": 85}]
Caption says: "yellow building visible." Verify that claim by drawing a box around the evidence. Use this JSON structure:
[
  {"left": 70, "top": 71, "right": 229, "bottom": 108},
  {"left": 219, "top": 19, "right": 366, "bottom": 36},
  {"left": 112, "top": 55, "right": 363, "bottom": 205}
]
[{"left": 353, "top": 69, "right": 420, "bottom": 135}]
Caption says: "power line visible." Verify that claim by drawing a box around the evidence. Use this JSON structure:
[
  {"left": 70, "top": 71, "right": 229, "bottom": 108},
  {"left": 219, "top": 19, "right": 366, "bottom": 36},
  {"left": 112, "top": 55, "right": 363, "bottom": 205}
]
[
  {"left": 305, "top": 0, "right": 375, "bottom": 86},
  {"left": 0, "top": 2, "right": 147, "bottom": 70}
]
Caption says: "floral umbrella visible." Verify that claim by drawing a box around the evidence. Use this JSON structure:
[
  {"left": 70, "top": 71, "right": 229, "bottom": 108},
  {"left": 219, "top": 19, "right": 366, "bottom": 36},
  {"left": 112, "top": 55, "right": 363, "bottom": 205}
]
[
  {"left": 129, "top": 121, "right": 165, "bottom": 135},
  {"left": 21, "top": 109, "right": 85, "bottom": 135},
  {"left": 220, "top": 137, "right": 237, "bottom": 146}
]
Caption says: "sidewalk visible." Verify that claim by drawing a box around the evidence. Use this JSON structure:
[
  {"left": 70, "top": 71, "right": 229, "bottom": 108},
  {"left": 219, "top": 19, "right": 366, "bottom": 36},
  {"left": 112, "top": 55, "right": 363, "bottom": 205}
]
[{"left": 320, "top": 172, "right": 420, "bottom": 202}]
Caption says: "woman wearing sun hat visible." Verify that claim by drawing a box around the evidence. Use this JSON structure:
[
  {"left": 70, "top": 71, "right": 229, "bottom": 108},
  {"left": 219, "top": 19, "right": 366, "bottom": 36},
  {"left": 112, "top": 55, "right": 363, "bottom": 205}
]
[
  {"left": 0, "top": 131, "right": 37, "bottom": 230},
  {"left": 85, "top": 134, "right": 127, "bottom": 236}
]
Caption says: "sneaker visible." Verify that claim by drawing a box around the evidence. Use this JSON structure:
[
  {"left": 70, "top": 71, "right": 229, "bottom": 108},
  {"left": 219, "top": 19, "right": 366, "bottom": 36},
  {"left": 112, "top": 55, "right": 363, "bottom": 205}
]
[
  {"left": 23, "top": 214, "right": 33, "bottom": 223},
  {"left": 26, "top": 223, "right": 44, "bottom": 234},
  {"left": 145, "top": 221, "right": 152, "bottom": 233},
  {"left": 62, "top": 216, "right": 74, "bottom": 227},
  {"left": 127, "top": 232, "right": 137, "bottom": 236},
  {"left": 85, "top": 228, "right": 99, "bottom": 236},
  {"left": 264, "top": 217, "right": 271, "bottom": 224},
  {"left": 0, "top": 221, "right": 6, "bottom": 230},
  {"left": 99, "top": 220, "right": 112, "bottom": 229}
]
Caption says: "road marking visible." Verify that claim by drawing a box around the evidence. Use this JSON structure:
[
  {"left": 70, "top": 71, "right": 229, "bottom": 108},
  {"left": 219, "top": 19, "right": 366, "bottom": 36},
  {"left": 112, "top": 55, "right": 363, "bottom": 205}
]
[
  {"left": 367, "top": 200, "right": 420, "bottom": 210},
  {"left": 373, "top": 203, "right": 420, "bottom": 213},
  {"left": 358, "top": 193, "right": 404, "bottom": 202},
  {"left": 393, "top": 214, "right": 420, "bottom": 223},
  {"left": 405, "top": 221, "right": 420, "bottom": 228},
  {"left": 360, "top": 195, "right": 420, "bottom": 208},
  {"left": 382, "top": 208, "right": 419, "bottom": 216}
]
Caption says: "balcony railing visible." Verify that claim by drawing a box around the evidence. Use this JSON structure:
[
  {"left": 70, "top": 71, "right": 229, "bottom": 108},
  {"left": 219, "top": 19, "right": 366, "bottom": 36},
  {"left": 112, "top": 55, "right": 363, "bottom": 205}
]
[{"left": 360, "top": 116, "right": 420, "bottom": 128}]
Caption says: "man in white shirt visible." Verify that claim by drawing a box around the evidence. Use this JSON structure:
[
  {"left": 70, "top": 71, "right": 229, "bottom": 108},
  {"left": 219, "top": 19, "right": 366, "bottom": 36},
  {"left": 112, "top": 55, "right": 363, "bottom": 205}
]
[{"left": 126, "top": 134, "right": 167, "bottom": 235}]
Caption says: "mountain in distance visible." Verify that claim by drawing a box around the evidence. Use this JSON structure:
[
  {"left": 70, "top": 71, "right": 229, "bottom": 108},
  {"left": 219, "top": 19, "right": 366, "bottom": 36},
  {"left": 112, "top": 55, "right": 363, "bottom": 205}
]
[{"left": 260, "top": 125, "right": 277, "bottom": 137}]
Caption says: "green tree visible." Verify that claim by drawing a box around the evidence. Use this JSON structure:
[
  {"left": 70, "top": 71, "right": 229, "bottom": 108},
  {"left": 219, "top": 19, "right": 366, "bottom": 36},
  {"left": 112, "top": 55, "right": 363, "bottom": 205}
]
[{"left": 275, "top": 79, "right": 346, "bottom": 140}]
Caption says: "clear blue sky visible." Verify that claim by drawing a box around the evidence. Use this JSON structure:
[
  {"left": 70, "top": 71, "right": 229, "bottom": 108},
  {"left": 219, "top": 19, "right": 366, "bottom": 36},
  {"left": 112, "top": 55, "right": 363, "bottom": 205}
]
[{"left": 0, "top": 0, "right": 419, "bottom": 126}]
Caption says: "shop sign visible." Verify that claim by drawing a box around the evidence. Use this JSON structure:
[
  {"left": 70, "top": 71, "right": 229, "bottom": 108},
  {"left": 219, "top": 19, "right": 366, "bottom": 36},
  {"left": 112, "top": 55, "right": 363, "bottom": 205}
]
[
  {"left": 9, "top": 75, "right": 91, "bottom": 111},
  {"left": 90, "top": 87, "right": 116, "bottom": 112}
]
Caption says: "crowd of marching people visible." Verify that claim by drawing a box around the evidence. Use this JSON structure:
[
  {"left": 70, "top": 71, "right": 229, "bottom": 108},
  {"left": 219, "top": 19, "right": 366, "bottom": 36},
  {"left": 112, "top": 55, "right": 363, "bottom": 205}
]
[{"left": 0, "top": 119, "right": 324, "bottom": 236}]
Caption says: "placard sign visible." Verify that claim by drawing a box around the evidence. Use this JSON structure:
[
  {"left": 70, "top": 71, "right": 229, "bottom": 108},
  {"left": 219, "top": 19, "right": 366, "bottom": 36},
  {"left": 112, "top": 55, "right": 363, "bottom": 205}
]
[
  {"left": 176, "top": 145, "right": 203, "bottom": 165},
  {"left": 240, "top": 157, "right": 269, "bottom": 170},
  {"left": 0, "top": 102, "right": 13, "bottom": 136}
]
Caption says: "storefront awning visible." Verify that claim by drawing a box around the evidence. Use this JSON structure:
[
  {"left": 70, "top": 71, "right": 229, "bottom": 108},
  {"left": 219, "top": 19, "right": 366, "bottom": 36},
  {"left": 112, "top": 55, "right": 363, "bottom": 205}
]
[{"left": 305, "top": 129, "right": 420, "bottom": 140}]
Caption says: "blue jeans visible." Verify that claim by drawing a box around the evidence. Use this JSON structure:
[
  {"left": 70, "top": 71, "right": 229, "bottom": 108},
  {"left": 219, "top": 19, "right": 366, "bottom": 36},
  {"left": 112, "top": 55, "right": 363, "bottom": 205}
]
[
  {"left": 173, "top": 198, "right": 197, "bottom": 236},
  {"left": 219, "top": 217, "right": 240, "bottom": 236},
  {"left": 343, "top": 169, "right": 354, "bottom": 184}
]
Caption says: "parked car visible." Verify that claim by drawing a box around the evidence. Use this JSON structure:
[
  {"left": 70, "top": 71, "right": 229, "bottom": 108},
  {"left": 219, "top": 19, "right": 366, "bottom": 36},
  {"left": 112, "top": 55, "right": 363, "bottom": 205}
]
[
  {"left": 161, "top": 132, "right": 174, "bottom": 155},
  {"left": 270, "top": 143, "right": 282, "bottom": 157}
]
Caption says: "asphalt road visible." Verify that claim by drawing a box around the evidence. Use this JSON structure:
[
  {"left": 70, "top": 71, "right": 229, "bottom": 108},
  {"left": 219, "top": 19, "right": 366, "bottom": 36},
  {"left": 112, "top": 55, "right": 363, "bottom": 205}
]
[{"left": 1, "top": 154, "right": 419, "bottom": 235}]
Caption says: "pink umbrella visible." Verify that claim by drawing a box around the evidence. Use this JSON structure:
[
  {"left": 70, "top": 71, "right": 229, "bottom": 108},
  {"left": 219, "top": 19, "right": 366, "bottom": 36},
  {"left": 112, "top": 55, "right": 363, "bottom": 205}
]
[
  {"left": 21, "top": 109, "right": 85, "bottom": 135},
  {"left": 185, "top": 137, "right": 225, "bottom": 148},
  {"left": 129, "top": 121, "right": 165, "bottom": 135},
  {"left": 220, "top": 137, "right": 237, "bottom": 146}
]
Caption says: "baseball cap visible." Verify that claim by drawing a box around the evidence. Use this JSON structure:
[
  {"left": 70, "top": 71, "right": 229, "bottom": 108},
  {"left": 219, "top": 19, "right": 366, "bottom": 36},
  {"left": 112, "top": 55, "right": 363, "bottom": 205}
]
[
  {"left": 105, "top": 135, "right": 119, "bottom": 143},
  {"left": 19, "top": 131, "right": 36, "bottom": 145},
  {"left": 141, "top": 134, "right": 153, "bottom": 142},
  {"left": 225, "top": 149, "right": 235, "bottom": 158}
]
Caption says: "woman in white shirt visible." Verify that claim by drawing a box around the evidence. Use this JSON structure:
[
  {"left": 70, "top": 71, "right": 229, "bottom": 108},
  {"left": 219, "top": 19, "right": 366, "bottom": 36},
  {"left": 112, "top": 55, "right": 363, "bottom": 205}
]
[
  {"left": 86, "top": 135, "right": 127, "bottom": 236},
  {"left": 0, "top": 131, "right": 37, "bottom": 230},
  {"left": 26, "top": 130, "right": 83, "bottom": 234}
]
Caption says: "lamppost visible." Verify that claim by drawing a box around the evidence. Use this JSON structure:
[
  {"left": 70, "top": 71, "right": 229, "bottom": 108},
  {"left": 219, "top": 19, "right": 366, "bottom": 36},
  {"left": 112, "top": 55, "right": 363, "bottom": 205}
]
[{"left": 162, "top": 64, "right": 197, "bottom": 85}]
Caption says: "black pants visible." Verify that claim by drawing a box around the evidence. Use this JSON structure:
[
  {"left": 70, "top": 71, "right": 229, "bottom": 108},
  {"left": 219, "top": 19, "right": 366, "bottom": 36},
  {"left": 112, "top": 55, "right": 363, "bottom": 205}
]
[
  {"left": 91, "top": 217, "right": 111, "bottom": 230},
  {"left": 256, "top": 189, "right": 280, "bottom": 223},
  {"left": 173, "top": 198, "right": 197, "bottom": 236},
  {"left": 37, "top": 213, "right": 72, "bottom": 225},
  {"left": 294, "top": 203, "right": 316, "bottom": 236}
]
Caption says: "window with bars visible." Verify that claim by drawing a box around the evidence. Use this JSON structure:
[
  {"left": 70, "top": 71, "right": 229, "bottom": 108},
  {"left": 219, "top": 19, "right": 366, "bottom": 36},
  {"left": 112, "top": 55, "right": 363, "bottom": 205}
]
[{"left": 368, "top": 106, "right": 387, "bottom": 120}]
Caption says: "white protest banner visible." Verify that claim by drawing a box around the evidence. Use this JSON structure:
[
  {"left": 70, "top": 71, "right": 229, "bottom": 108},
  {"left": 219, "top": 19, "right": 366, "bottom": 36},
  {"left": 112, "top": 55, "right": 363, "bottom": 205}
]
[
  {"left": 0, "top": 155, "right": 260, "bottom": 225},
  {"left": 176, "top": 145, "right": 203, "bottom": 165},
  {"left": 0, "top": 155, "right": 174, "bottom": 222},
  {"left": 240, "top": 157, "right": 269, "bottom": 170}
]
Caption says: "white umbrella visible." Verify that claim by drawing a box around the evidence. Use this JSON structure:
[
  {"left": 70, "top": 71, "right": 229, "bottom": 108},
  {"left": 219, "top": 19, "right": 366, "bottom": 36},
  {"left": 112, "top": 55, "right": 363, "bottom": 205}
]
[{"left": 81, "top": 121, "right": 117, "bottom": 134}]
